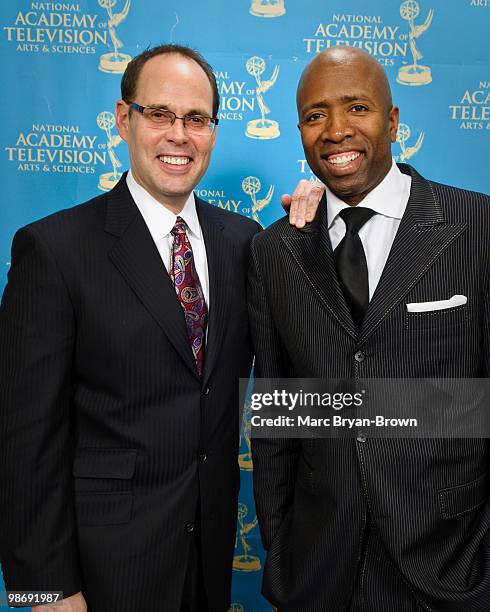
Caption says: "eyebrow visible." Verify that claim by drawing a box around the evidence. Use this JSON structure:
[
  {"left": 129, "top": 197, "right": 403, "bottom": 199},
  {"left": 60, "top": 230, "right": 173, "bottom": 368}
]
[
  {"left": 146, "top": 103, "right": 212, "bottom": 116},
  {"left": 301, "top": 94, "right": 373, "bottom": 114}
]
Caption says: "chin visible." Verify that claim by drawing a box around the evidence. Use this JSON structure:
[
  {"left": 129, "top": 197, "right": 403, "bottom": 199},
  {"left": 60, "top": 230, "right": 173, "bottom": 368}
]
[{"left": 328, "top": 177, "right": 358, "bottom": 193}]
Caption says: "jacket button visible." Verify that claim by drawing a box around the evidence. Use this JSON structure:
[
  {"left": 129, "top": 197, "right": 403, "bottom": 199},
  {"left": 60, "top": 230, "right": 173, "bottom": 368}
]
[
  {"left": 199, "top": 453, "right": 207, "bottom": 463},
  {"left": 354, "top": 351, "right": 365, "bottom": 363},
  {"left": 185, "top": 522, "right": 195, "bottom": 533},
  {"left": 203, "top": 387, "right": 210, "bottom": 396}
]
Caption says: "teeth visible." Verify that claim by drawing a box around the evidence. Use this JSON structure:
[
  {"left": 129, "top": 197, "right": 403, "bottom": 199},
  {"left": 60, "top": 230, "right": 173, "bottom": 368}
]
[
  {"left": 160, "top": 156, "right": 190, "bottom": 165},
  {"left": 328, "top": 152, "right": 361, "bottom": 166}
]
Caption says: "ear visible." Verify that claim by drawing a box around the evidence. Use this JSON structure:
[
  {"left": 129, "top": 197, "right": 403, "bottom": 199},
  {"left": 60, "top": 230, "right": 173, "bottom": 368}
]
[
  {"left": 389, "top": 105, "right": 400, "bottom": 143},
  {"left": 115, "top": 99, "right": 130, "bottom": 142}
]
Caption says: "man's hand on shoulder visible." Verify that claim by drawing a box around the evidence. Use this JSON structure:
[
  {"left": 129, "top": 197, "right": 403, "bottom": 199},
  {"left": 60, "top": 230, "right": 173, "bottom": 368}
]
[
  {"left": 282, "top": 179, "right": 325, "bottom": 228},
  {"left": 33, "top": 592, "right": 87, "bottom": 611}
]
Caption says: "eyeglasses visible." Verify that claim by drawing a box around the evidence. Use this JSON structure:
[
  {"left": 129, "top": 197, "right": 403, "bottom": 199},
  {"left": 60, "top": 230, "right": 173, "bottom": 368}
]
[{"left": 128, "top": 102, "right": 219, "bottom": 134}]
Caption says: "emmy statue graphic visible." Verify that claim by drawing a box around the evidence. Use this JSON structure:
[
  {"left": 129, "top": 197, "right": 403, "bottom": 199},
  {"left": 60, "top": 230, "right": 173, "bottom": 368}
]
[
  {"left": 98, "top": 0, "right": 132, "bottom": 74},
  {"left": 238, "top": 400, "right": 253, "bottom": 471},
  {"left": 250, "top": 0, "right": 286, "bottom": 18},
  {"left": 97, "top": 111, "right": 123, "bottom": 191},
  {"left": 396, "top": 122, "right": 425, "bottom": 162},
  {"left": 229, "top": 605, "right": 244, "bottom": 612},
  {"left": 233, "top": 503, "right": 261, "bottom": 572},
  {"left": 242, "top": 176, "right": 274, "bottom": 227},
  {"left": 245, "top": 56, "right": 280, "bottom": 140},
  {"left": 397, "top": 0, "right": 434, "bottom": 86}
]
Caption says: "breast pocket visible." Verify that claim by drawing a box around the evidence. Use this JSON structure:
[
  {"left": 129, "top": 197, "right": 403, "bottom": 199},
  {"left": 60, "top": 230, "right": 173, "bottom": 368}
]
[
  {"left": 73, "top": 448, "right": 137, "bottom": 525},
  {"left": 406, "top": 304, "right": 468, "bottom": 332},
  {"left": 438, "top": 473, "right": 487, "bottom": 519}
]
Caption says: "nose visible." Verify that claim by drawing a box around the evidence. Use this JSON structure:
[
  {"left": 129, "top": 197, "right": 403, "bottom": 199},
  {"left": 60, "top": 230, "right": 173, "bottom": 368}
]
[
  {"left": 321, "top": 110, "right": 354, "bottom": 143},
  {"left": 164, "top": 117, "right": 188, "bottom": 144}
]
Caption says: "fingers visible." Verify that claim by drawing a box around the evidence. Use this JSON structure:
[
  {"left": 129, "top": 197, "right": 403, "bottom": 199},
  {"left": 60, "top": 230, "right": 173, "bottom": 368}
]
[
  {"left": 283, "top": 180, "right": 325, "bottom": 228},
  {"left": 283, "top": 180, "right": 309, "bottom": 228},
  {"left": 304, "top": 183, "right": 325, "bottom": 224},
  {"left": 33, "top": 592, "right": 87, "bottom": 611}
]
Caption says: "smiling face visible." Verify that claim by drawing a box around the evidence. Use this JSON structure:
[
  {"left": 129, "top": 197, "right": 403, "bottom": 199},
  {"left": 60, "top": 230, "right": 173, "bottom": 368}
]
[
  {"left": 297, "top": 48, "right": 399, "bottom": 206},
  {"left": 116, "top": 53, "right": 217, "bottom": 213}
]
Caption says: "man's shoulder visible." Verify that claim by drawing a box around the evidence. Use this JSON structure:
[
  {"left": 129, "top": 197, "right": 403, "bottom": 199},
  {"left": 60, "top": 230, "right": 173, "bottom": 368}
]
[
  {"left": 427, "top": 179, "right": 490, "bottom": 229},
  {"left": 429, "top": 179, "right": 490, "bottom": 210},
  {"left": 403, "top": 163, "right": 489, "bottom": 212},
  {"left": 197, "top": 197, "right": 261, "bottom": 239},
  {"left": 401, "top": 164, "right": 490, "bottom": 226},
  {"left": 23, "top": 191, "right": 108, "bottom": 239},
  {"left": 251, "top": 214, "right": 304, "bottom": 249}
]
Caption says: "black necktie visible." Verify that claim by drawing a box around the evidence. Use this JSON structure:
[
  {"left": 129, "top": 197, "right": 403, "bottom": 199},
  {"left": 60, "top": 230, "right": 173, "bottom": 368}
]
[{"left": 334, "top": 207, "right": 376, "bottom": 327}]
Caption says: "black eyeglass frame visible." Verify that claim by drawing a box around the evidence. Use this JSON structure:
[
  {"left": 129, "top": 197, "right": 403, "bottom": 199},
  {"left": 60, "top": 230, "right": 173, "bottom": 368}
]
[{"left": 127, "top": 102, "right": 219, "bottom": 130}]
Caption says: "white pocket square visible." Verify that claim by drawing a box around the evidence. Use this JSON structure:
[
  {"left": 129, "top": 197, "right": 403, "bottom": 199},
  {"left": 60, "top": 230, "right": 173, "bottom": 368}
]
[{"left": 406, "top": 295, "right": 467, "bottom": 313}]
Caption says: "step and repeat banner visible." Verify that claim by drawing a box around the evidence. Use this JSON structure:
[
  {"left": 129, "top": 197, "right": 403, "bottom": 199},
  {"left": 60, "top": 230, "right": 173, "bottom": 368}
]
[{"left": 1, "top": 1, "right": 489, "bottom": 610}]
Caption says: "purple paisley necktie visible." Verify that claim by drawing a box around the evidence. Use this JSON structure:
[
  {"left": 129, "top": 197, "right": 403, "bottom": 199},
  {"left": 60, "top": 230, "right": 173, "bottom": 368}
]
[{"left": 170, "top": 217, "right": 208, "bottom": 376}]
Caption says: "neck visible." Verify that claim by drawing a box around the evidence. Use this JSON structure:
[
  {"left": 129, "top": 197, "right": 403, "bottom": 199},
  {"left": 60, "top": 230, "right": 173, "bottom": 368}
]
[
  {"left": 155, "top": 196, "right": 188, "bottom": 215},
  {"left": 131, "top": 171, "right": 190, "bottom": 214}
]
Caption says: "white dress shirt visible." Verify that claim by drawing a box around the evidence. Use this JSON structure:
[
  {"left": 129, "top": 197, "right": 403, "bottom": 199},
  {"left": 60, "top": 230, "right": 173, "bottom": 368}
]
[
  {"left": 126, "top": 170, "right": 210, "bottom": 307},
  {"left": 326, "top": 161, "right": 412, "bottom": 300}
]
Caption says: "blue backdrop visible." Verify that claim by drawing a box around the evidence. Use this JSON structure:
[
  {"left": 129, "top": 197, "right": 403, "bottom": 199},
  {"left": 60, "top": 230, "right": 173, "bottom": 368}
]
[{"left": 1, "top": 1, "right": 489, "bottom": 610}]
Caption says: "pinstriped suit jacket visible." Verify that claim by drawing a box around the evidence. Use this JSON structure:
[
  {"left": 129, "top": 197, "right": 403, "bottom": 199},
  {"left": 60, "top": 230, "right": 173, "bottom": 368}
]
[
  {"left": 249, "top": 164, "right": 490, "bottom": 612},
  {"left": 0, "top": 175, "right": 260, "bottom": 611}
]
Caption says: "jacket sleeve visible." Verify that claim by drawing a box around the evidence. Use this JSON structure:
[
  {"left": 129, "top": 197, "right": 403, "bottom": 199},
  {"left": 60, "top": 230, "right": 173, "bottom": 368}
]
[
  {"left": 247, "top": 234, "right": 300, "bottom": 550},
  {"left": 0, "top": 226, "right": 82, "bottom": 596}
]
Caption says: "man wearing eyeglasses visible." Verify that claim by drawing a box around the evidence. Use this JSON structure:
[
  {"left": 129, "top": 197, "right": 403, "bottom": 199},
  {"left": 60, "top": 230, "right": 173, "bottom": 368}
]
[{"left": 0, "top": 44, "right": 323, "bottom": 612}]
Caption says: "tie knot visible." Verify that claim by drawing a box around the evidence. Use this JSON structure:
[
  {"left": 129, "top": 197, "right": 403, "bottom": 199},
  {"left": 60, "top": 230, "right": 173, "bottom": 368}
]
[
  {"left": 339, "top": 207, "right": 375, "bottom": 235},
  {"left": 171, "top": 216, "right": 188, "bottom": 236}
]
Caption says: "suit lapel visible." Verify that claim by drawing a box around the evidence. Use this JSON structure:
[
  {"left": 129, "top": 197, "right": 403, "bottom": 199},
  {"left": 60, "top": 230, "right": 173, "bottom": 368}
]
[
  {"left": 105, "top": 176, "right": 199, "bottom": 379},
  {"left": 281, "top": 195, "right": 357, "bottom": 339},
  {"left": 196, "top": 197, "right": 233, "bottom": 386},
  {"left": 358, "top": 164, "right": 467, "bottom": 344}
]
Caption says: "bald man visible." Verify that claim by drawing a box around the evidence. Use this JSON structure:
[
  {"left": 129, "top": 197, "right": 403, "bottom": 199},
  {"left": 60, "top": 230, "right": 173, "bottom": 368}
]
[{"left": 249, "top": 48, "right": 490, "bottom": 611}]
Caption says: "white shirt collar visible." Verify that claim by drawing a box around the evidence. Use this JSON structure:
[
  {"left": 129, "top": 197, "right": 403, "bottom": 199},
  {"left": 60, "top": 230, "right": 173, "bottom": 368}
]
[
  {"left": 326, "top": 160, "right": 410, "bottom": 229},
  {"left": 126, "top": 170, "right": 202, "bottom": 242}
]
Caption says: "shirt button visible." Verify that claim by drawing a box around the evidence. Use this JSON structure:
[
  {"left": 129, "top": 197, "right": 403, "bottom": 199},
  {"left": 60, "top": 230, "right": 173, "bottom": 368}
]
[
  {"left": 199, "top": 453, "right": 207, "bottom": 463},
  {"left": 354, "top": 351, "right": 365, "bottom": 363},
  {"left": 203, "top": 387, "right": 210, "bottom": 396},
  {"left": 357, "top": 433, "right": 367, "bottom": 443},
  {"left": 185, "top": 522, "right": 195, "bottom": 533}
]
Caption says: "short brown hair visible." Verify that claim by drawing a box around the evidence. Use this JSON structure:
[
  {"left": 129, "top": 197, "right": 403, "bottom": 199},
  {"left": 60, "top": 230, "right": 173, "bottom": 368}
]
[{"left": 120, "top": 43, "right": 220, "bottom": 117}]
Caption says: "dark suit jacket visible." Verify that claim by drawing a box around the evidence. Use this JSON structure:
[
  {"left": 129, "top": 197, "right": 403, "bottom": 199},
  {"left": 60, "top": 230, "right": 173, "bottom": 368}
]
[
  {"left": 0, "top": 175, "right": 259, "bottom": 611},
  {"left": 249, "top": 164, "right": 490, "bottom": 612}
]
